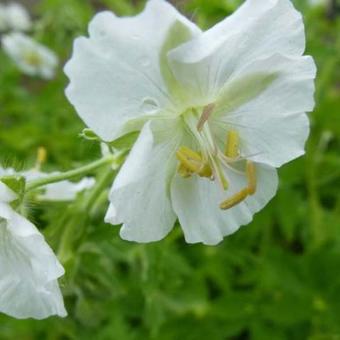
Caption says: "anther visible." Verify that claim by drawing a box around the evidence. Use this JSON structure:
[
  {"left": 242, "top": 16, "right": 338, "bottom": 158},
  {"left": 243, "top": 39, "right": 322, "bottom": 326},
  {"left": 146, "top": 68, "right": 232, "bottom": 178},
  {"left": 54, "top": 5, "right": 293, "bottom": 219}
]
[
  {"left": 176, "top": 146, "right": 212, "bottom": 178},
  {"left": 219, "top": 161, "right": 257, "bottom": 210},
  {"left": 220, "top": 188, "right": 249, "bottom": 210},
  {"left": 35, "top": 146, "right": 47, "bottom": 169},
  {"left": 246, "top": 161, "right": 256, "bottom": 195},
  {"left": 197, "top": 103, "right": 215, "bottom": 131},
  {"left": 225, "top": 129, "right": 240, "bottom": 159}
]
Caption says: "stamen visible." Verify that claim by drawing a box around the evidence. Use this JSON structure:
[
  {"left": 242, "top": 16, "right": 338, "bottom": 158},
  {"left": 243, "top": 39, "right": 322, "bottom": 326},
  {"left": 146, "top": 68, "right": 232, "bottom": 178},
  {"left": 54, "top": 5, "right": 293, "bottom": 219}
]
[
  {"left": 178, "top": 163, "right": 192, "bottom": 178},
  {"left": 35, "top": 146, "right": 47, "bottom": 169},
  {"left": 176, "top": 147, "right": 201, "bottom": 173},
  {"left": 197, "top": 103, "right": 215, "bottom": 131},
  {"left": 211, "top": 157, "right": 228, "bottom": 190},
  {"left": 225, "top": 129, "right": 240, "bottom": 159},
  {"left": 220, "top": 188, "right": 249, "bottom": 210},
  {"left": 176, "top": 146, "right": 212, "bottom": 178},
  {"left": 246, "top": 161, "right": 256, "bottom": 195}
]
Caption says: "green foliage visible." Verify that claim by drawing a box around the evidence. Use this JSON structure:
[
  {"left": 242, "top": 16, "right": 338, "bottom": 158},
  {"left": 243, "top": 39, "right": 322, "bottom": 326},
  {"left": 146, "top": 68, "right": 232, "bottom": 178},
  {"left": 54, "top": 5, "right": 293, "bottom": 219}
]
[{"left": 0, "top": 0, "right": 339, "bottom": 339}]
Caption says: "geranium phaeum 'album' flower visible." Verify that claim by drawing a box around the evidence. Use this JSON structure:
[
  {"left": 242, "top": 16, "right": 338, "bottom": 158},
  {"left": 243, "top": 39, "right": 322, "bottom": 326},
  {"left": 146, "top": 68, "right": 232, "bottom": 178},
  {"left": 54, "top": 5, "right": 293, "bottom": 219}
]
[
  {"left": 65, "top": 0, "right": 316, "bottom": 245},
  {"left": 0, "top": 181, "right": 66, "bottom": 319},
  {"left": 2, "top": 33, "right": 58, "bottom": 79}
]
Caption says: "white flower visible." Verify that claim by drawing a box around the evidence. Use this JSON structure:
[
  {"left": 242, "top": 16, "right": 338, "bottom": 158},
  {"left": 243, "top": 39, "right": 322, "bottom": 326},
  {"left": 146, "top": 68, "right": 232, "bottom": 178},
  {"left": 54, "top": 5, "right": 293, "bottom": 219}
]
[
  {"left": 2, "top": 33, "right": 58, "bottom": 79},
  {"left": 0, "top": 2, "right": 32, "bottom": 32},
  {"left": 65, "top": 0, "right": 316, "bottom": 245},
  {"left": 308, "top": 0, "right": 327, "bottom": 7},
  {"left": 0, "top": 181, "right": 67, "bottom": 319}
]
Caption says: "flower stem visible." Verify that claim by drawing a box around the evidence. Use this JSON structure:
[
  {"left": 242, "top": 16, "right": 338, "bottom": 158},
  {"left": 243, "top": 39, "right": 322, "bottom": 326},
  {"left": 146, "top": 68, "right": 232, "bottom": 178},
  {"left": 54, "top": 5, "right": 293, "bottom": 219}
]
[
  {"left": 83, "top": 166, "right": 115, "bottom": 212},
  {"left": 26, "top": 155, "right": 117, "bottom": 192}
]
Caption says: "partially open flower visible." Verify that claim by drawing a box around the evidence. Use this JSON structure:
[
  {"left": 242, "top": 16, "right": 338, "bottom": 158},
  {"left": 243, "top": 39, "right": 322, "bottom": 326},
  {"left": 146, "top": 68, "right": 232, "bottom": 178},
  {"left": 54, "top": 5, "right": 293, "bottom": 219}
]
[
  {"left": 0, "top": 181, "right": 66, "bottom": 319},
  {"left": 2, "top": 33, "right": 58, "bottom": 79},
  {"left": 65, "top": 0, "right": 316, "bottom": 245}
]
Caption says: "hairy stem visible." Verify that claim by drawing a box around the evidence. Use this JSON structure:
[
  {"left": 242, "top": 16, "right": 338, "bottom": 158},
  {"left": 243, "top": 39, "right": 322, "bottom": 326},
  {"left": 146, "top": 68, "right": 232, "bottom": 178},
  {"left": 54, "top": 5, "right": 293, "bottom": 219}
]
[{"left": 25, "top": 155, "right": 116, "bottom": 192}]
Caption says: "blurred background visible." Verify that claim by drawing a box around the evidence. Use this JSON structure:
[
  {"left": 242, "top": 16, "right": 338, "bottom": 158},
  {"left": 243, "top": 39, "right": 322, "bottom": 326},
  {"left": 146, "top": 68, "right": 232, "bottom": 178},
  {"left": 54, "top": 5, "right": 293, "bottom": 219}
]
[{"left": 0, "top": 0, "right": 339, "bottom": 339}]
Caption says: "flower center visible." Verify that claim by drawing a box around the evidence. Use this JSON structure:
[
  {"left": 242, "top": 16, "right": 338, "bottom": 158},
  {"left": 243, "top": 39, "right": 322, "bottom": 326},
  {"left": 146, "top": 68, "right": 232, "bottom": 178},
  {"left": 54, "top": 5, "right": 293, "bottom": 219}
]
[
  {"left": 176, "top": 105, "right": 257, "bottom": 210},
  {"left": 23, "top": 51, "right": 43, "bottom": 67}
]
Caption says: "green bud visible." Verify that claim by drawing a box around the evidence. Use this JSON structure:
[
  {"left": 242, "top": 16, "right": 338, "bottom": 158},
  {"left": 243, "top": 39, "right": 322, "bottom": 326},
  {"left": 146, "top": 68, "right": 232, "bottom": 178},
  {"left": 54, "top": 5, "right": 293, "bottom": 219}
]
[{"left": 80, "top": 128, "right": 101, "bottom": 141}]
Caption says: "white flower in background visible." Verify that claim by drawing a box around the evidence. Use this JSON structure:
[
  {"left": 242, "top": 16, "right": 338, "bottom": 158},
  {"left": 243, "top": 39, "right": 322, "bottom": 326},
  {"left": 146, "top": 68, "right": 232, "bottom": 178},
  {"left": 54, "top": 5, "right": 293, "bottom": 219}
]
[
  {"left": 65, "top": 0, "right": 316, "bottom": 245},
  {"left": 308, "top": 0, "right": 327, "bottom": 7},
  {"left": 0, "top": 166, "right": 95, "bottom": 201},
  {"left": 0, "top": 180, "right": 67, "bottom": 319},
  {"left": 0, "top": 4, "right": 8, "bottom": 32},
  {"left": 6, "top": 2, "right": 32, "bottom": 31},
  {"left": 2, "top": 33, "right": 58, "bottom": 79},
  {"left": 40, "top": 177, "right": 95, "bottom": 201},
  {"left": 0, "top": 2, "right": 31, "bottom": 32}
]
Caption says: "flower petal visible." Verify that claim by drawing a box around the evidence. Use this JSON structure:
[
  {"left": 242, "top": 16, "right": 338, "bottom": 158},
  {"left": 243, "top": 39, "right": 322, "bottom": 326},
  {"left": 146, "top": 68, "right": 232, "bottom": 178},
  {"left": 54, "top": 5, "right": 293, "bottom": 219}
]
[
  {"left": 0, "top": 203, "right": 66, "bottom": 319},
  {"left": 5, "top": 3, "right": 32, "bottom": 32},
  {"left": 168, "top": 0, "right": 306, "bottom": 104},
  {"left": 40, "top": 177, "right": 95, "bottom": 201},
  {"left": 0, "top": 182, "right": 16, "bottom": 203},
  {"left": 64, "top": 0, "right": 200, "bottom": 142},
  {"left": 171, "top": 164, "right": 278, "bottom": 245},
  {"left": 106, "top": 119, "right": 183, "bottom": 242},
  {"left": 212, "top": 54, "right": 316, "bottom": 167}
]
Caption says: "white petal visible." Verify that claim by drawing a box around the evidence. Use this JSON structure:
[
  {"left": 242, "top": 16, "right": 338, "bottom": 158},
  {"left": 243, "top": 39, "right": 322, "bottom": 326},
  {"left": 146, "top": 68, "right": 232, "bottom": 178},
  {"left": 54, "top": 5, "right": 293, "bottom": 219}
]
[
  {"left": 212, "top": 54, "right": 316, "bottom": 167},
  {"left": 106, "top": 119, "right": 183, "bottom": 242},
  {"left": 64, "top": 0, "right": 200, "bottom": 142},
  {"left": 22, "top": 169, "right": 95, "bottom": 201},
  {"left": 0, "top": 182, "right": 16, "bottom": 203},
  {"left": 40, "top": 177, "right": 95, "bottom": 201},
  {"left": 0, "top": 5, "right": 8, "bottom": 32},
  {"left": 6, "top": 3, "right": 32, "bottom": 32},
  {"left": 0, "top": 166, "right": 15, "bottom": 177},
  {"left": 168, "top": 0, "right": 306, "bottom": 104},
  {"left": 171, "top": 164, "right": 278, "bottom": 245},
  {"left": 0, "top": 203, "right": 66, "bottom": 319}
]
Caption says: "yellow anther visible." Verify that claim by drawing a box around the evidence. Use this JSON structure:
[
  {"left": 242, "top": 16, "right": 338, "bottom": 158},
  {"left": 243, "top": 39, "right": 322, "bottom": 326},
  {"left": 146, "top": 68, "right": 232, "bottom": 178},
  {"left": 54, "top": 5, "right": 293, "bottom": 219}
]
[
  {"left": 219, "top": 161, "right": 257, "bottom": 210},
  {"left": 199, "top": 163, "right": 213, "bottom": 178},
  {"left": 178, "top": 163, "right": 192, "bottom": 178},
  {"left": 176, "top": 146, "right": 202, "bottom": 173},
  {"left": 176, "top": 146, "right": 212, "bottom": 178},
  {"left": 220, "top": 188, "right": 249, "bottom": 210},
  {"left": 225, "top": 129, "right": 240, "bottom": 159},
  {"left": 177, "top": 146, "right": 202, "bottom": 162},
  {"left": 246, "top": 161, "right": 256, "bottom": 195},
  {"left": 197, "top": 103, "right": 215, "bottom": 131},
  {"left": 35, "top": 146, "right": 47, "bottom": 169}
]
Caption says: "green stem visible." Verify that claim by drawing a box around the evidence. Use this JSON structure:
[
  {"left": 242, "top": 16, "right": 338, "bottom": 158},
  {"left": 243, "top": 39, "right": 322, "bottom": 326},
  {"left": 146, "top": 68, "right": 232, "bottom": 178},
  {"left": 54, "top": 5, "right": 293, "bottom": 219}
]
[
  {"left": 26, "top": 155, "right": 115, "bottom": 192},
  {"left": 83, "top": 167, "right": 115, "bottom": 211}
]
